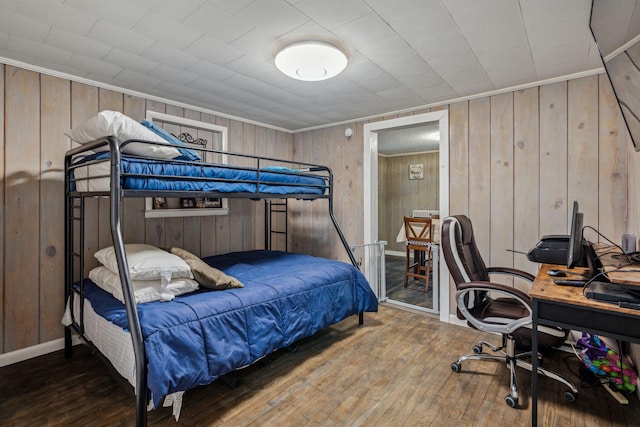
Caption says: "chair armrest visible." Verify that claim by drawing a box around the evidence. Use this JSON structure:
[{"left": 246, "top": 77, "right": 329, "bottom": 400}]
[
  {"left": 456, "top": 281, "right": 532, "bottom": 334},
  {"left": 486, "top": 267, "right": 535, "bottom": 283}
]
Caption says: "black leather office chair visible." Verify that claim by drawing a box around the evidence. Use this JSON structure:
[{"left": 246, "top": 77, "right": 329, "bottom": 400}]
[{"left": 441, "top": 215, "right": 578, "bottom": 408}]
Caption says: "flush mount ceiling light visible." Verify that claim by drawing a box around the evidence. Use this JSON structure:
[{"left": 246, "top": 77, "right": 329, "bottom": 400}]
[{"left": 275, "top": 41, "right": 347, "bottom": 81}]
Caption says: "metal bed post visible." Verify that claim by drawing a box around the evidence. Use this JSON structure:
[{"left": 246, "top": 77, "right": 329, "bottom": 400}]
[
  {"left": 64, "top": 154, "right": 73, "bottom": 359},
  {"left": 108, "top": 137, "right": 148, "bottom": 427}
]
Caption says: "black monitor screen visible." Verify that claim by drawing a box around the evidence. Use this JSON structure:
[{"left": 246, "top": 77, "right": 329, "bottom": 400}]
[{"left": 567, "top": 201, "right": 584, "bottom": 269}]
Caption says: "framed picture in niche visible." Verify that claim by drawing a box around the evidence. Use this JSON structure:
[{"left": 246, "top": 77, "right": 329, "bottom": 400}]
[
  {"left": 409, "top": 164, "right": 424, "bottom": 180},
  {"left": 153, "top": 197, "right": 167, "bottom": 209},
  {"left": 180, "top": 198, "right": 196, "bottom": 208},
  {"left": 195, "top": 197, "right": 222, "bottom": 208}
]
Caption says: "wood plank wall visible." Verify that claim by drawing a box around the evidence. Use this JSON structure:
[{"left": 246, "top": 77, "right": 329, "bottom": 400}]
[
  {"left": 293, "top": 74, "right": 633, "bottom": 314},
  {"left": 0, "top": 64, "right": 635, "bottom": 355},
  {"left": 0, "top": 64, "right": 291, "bottom": 354},
  {"left": 378, "top": 152, "right": 439, "bottom": 253}
]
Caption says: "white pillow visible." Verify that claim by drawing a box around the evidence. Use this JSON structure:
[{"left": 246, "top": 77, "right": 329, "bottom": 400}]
[
  {"left": 94, "top": 243, "right": 193, "bottom": 286},
  {"left": 89, "top": 266, "right": 199, "bottom": 304},
  {"left": 67, "top": 110, "right": 181, "bottom": 159}
]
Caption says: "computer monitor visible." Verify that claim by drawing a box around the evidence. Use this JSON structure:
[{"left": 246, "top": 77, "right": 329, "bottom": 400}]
[{"left": 567, "top": 201, "right": 584, "bottom": 269}]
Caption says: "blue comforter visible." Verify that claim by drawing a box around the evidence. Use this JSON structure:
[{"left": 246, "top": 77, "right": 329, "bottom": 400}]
[{"left": 82, "top": 250, "right": 378, "bottom": 407}]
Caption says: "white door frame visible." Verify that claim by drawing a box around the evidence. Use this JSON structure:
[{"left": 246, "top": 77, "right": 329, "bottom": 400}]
[{"left": 363, "top": 110, "right": 450, "bottom": 323}]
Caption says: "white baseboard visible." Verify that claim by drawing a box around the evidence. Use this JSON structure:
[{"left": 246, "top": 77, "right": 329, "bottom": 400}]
[
  {"left": 385, "top": 250, "right": 406, "bottom": 258},
  {"left": 0, "top": 336, "right": 80, "bottom": 367}
]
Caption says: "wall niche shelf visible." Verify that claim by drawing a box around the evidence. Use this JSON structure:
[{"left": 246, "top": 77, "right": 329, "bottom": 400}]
[{"left": 142, "top": 111, "right": 229, "bottom": 219}]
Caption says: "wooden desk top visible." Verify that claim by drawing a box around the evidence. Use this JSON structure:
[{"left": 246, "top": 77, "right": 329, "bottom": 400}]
[
  {"left": 595, "top": 245, "right": 640, "bottom": 287},
  {"left": 529, "top": 264, "right": 640, "bottom": 316}
]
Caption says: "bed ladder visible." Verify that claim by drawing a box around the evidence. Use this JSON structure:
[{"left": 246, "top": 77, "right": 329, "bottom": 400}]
[{"left": 265, "top": 199, "right": 288, "bottom": 251}]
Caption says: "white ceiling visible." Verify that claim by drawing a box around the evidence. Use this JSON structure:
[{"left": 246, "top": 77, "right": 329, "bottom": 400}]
[{"left": 0, "top": 0, "right": 617, "bottom": 132}]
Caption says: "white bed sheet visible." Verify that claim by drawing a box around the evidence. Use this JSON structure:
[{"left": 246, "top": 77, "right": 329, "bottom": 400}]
[{"left": 73, "top": 161, "right": 111, "bottom": 192}]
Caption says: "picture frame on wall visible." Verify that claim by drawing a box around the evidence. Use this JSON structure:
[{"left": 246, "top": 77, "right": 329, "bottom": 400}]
[
  {"left": 409, "top": 164, "right": 424, "bottom": 180},
  {"left": 195, "top": 197, "right": 222, "bottom": 208},
  {"left": 180, "top": 198, "right": 196, "bottom": 208},
  {"left": 153, "top": 197, "right": 167, "bottom": 209}
]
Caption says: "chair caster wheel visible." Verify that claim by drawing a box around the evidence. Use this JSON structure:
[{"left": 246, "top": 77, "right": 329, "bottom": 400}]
[
  {"left": 564, "top": 390, "right": 578, "bottom": 403},
  {"left": 450, "top": 362, "right": 461, "bottom": 373},
  {"left": 472, "top": 345, "right": 482, "bottom": 354},
  {"left": 505, "top": 394, "right": 518, "bottom": 408}
]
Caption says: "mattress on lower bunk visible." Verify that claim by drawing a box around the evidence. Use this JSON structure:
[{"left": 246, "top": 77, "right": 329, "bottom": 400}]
[
  {"left": 70, "top": 153, "right": 327, "bottom": 194},
  {"left": 79, "top": 250, "right": 378, "bottom": 409}
]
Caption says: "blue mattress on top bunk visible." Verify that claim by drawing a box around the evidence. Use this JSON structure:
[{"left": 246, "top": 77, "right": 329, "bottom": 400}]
[
  {"left": 81, "top": 250, "right": 378, "bottom": 408},
  {"left": 71, "top": 152, "right": 327, "bottom": 195}
]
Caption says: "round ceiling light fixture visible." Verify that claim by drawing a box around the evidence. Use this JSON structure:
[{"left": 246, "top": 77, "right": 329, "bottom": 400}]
[{"left": 275, "top": 41, "right": 347, "bottom": 81}]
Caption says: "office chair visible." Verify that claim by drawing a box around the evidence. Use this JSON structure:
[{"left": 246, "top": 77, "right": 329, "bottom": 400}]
[
  {"left": 441, "top": 215, "right": 578, "bottom": 408},
  {"left": 403, "top": 216, "right": 433, "bottom": 291}
]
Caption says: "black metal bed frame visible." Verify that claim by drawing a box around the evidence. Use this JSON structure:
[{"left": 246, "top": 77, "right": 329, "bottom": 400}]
[{"left": 63, "top": 136, "right": 361, "bottom": 426}]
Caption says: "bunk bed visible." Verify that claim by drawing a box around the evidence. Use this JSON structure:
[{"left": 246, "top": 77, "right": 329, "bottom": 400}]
[{"left": 63, "top": 112, "right": 378, "bottom": 426}]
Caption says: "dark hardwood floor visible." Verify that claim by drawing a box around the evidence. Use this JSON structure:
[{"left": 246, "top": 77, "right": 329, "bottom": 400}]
[
  {"left": 1, "top": 305, "right": 639, "bottom": 426},
  {"left": 385, "top": 254, "right": 434, "bottom": 309}
]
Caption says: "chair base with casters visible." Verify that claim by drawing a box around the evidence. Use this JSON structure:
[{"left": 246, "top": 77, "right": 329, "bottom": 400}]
[
  {"left": 441, "top": 215, "right": 579, "bottom": 408},
  {"left": 450, "top": 333, "right": 578, "bottom": 408}
]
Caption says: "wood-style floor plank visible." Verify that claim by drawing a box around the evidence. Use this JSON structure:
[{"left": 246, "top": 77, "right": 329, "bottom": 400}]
[{"left": 1, "top": 305, "right": 639, "bottom": 426}]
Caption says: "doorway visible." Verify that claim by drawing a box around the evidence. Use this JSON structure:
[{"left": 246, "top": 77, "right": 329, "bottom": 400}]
[{"left": 363, "top": 111, "right": 450, "bottom": 323}]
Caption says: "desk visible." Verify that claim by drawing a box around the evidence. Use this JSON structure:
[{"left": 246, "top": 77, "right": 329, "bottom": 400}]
[{"left": 530, "top": 264, "right": 640, "bottom": 426}]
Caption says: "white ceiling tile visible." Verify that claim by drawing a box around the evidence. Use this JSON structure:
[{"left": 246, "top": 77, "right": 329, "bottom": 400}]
[
  {"left": 184, "top": 36, "right": 244, "bottom": 66},
  {"left": 89, "top": 20, "right": 155, "bottom": 55},
  {"left": 235, "top": 0, "right": 309, "bottom": 38},
  {"left": 0, "top": 47, "right": 35, "bottom": 64},
  {"left": 46, "top": 29, "right": 111, "bottom": 59},
  {"left": 133, "top": 12, "right": 202, "bottom": 50},
  {"left": 0, "top": 31, "right": 8, "bottom": 48},
  {"left": 296, "top": 0, "right": 371, "bottom": 30},
  {"left": 104, "top": 48, "right": 159, "bottom": 74},
  {"left": 153, "top": 81, "right": 198, "bottom": 98},
  {"left": 332, "top": 12, "right": 398, "bottom": 49},
  {"left": 64, "top": 0, "right": 149, "bottom": 29},
  {"left": 149, "top": 64, "right": 199, "bottom": 85},
  {"left": 149, "top": 0, "right": 206, "bottom": 21},
  {"left": 8, "top": 34, "right": 72, "bottom": 64},
  {"left": 0, "top": 8, "right": 50, "bottom": 42},
  {"left": 187, "top": 60, "right": 236, "bottom": 81},
  {"left": 67, "top": 53, "right": 123, "bottom": 78},
  {"left": 33, "top": 57, "right": 89, "bottom": 77},
  {"left": 188, "top": 77, "right": 233, "bottom": 95},
  {"left": 0, "top": 0, "right": 19, "bottom": 12},
  {"left": 182, "top": 2, "right": 254, "bottom": 44},
  {"left": 209, "top": 0, "right": 255, "bottom": 14},
  {"left": 17, "top": 0, "right": 96, "bottom": 35},
  {"left": 141, "top": 42, "right": 200, "bottom": 70},
  {"left": 230, "top": 29, "right": 279, "bottom": 62},
  {"left": 114, "top": 68, "right": 162, "bottom": 90},
  {"left": 226, "top": 55, "right": 275, "bottom": 78}
]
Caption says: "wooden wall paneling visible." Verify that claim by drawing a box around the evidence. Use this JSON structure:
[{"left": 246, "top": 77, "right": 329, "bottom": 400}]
[
  {"left": 448, "top": 102, "right": 469, "bottom": 218},
  {"left": 199, "top": 113, "right": 219, "bottom": 257},
  {"left": 227, "top": 120, "right": 244, "bottom": 253},
  {"left": 181, "top": 109, "right": 203, "bottom": 256},
  {"left": 163, "top": 105, "right": 186, "bottom": 250},
  {"left": 39, "top": 74, "right": 70, "bottom": 342},
  {"left": 320, "top": 127, "right": 334, "bottom": 259},
  {"left": 97, "top": 89, "right": 124, "bottom": 251},
  {"left": 71, "top": 82, "right": 100, "bottom": 276},
  {"left": 271, "top": 130, "right": 288, "bottom": 252},
  {"left": 342, "top": 122, "right": 360, "bottom": 255},
  {"left": 292, "top": 131, "right": 311, "bottom": 255},
  {"left": 309, "top": 129, "right": 323, "bottom": 257},
  {"left": 468, "top": 98, "right": 491, "bottom": 257},
  {"left": 4, "top": 66, "right": 40, "bottom": 351},
  {"left": 0, "top": 64, "right": 4, "bottom": 352},
  {"left": 215, "top": 116, "right": 231, "bottom": 255},
  {"left": 329, "top": 126, "right": 344, "bottom": 259},
  {"left": 253, "top": 126, "right": 267, "bottom": 251},
  {"left": 513, "top": 87, "right": 540, "bottom": 275},
  {"left": 489, "top": 93, "right": 514, "bottom": 271},
  {"left": 598, "top": 76, "right": 628, "bottom": 242},
  {"left": 539, "top": 82, "right": 568, "bottom": 236},
  {"left": 568, "top": 76, "right": 599, "bottom": 242},
  {"left": 242, "top": 123, "right": 256, "bottom": 251},
  {"left": 144, "top": 101, "right": 167, "bottom": 248},
  {"left": 122, "top": 95, "right": 147, "bottom": 244}
]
